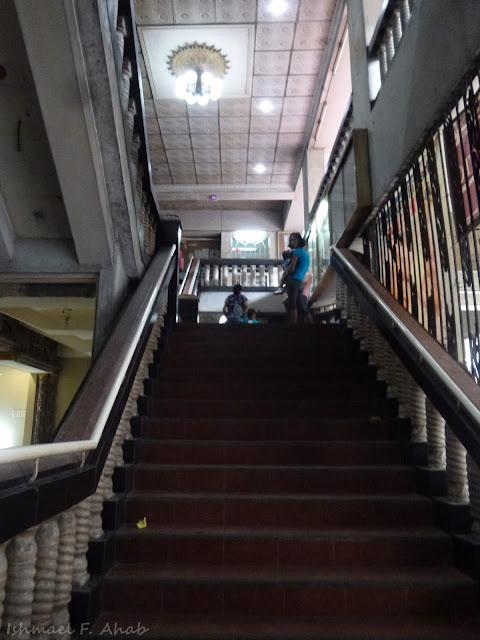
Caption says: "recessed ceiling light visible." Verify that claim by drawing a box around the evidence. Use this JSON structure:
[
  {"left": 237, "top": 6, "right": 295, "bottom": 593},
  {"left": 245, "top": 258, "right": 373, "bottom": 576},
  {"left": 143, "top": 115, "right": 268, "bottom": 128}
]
[
  {"left": 259, "top": 100, "right": 273, "bottom": 113},
  {"left": 267, "top": 0, "right": 288, "bottom": 16},
  {"left": 254, "top": 164, "right": 266, "bottom": 174}
]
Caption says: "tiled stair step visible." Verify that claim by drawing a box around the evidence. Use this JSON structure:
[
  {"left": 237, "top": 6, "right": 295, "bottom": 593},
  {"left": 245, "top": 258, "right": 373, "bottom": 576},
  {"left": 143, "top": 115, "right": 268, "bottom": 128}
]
[
  {"left": 131, "top": 464, "right": 416, "bottom": 494},
  {"left": 134, "top": 439, "right": 404, "bottom": 466},
  {"left": 171, "top": 324, "right": 347, "bottom": 339},
  {"left": 114, "top": 525, "right": 453, "bottom": 567},
  {"left": 167, "top": 341, "right": 357, "bottom": 358},
  {"left": 139, "top": 417, "right": 410, "bottom": 442},
  {"left": 99, "top": 564, "right": 479, "bottom": 616},
  {"left": 159, "top": 352, "right": 367, "bottom": 369},
  {"left": 150, "top": 378, "right": 386, "bottom": 399},
  {"left": 147, "top": 398, "right": 398, "bottom": 420},
  {"left": 89, "top": 611, "right": 480, "bottom": 640},
  {"left": 125, "top": 492, "right": 432, "bottom": 527},
  {"left": 154, "top": 362, "right": 377, "bottom": 382}
]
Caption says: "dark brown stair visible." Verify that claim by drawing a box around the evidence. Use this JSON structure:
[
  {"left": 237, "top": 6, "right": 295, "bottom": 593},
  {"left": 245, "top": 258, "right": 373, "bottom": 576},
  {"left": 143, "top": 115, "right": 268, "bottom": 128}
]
[{"left": 94, "top": 323, "right": 480, "bottom": 639}]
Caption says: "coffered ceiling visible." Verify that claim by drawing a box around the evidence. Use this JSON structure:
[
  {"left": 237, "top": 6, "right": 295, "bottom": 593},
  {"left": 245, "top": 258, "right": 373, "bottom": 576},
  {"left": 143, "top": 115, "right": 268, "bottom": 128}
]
[{"left": 134, "top": 0, "right": 346, "bottom": 236}]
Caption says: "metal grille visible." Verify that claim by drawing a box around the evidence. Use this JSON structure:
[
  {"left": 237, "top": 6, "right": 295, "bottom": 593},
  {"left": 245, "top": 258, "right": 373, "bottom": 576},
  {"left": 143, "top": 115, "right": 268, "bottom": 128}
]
[{"left": 364, "top": 60, "right": 480, "bottom": 382}]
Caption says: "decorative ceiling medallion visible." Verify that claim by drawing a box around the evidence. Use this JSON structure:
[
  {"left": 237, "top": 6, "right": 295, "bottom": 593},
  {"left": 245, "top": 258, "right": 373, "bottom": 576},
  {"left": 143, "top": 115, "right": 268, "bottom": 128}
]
[{"left": 167, "top": 42, "right": 229, "bottom": 79}]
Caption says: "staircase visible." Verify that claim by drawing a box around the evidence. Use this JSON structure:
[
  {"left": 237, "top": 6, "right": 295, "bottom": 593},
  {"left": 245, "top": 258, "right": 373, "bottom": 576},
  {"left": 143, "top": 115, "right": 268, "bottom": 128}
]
[{"left": 93, "top": 323, "right": 480, "bottom": 639}]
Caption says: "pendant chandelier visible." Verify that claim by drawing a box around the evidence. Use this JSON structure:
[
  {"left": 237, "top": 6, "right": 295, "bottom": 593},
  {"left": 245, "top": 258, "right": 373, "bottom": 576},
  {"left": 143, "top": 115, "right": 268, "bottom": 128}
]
[{"left": 167, "top": 42, "right": 229, "bottom": 106}]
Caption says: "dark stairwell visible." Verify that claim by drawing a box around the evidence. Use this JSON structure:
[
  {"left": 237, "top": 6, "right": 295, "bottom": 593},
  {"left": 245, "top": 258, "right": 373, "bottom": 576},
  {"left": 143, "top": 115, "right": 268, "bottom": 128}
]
[{"left": 92, "top": 323, "right": 480, "bottom": 639}]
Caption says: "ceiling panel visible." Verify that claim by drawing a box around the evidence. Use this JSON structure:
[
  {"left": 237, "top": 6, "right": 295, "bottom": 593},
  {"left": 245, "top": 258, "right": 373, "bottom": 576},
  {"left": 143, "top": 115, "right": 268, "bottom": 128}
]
[{"left": 135, "top": 0, "right": 342, "bottom": 232}]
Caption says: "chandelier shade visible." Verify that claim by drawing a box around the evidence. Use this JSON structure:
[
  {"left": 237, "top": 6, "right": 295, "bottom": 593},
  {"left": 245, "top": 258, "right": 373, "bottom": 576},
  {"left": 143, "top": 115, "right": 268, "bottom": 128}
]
[{"left": 167, "top": 42, "right": 229, "bottom": 105}]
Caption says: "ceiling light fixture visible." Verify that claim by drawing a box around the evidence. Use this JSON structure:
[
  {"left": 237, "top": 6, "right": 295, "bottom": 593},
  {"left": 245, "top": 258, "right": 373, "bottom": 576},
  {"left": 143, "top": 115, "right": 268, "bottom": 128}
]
[
  {"left": 253, "top": 164, "right": 266, "bottom": 173},
  {"left": 267, "top": 0, "right": 288, "bottom": 16},
  {"left": 168, "top": 42, "right": 229, "bottom": 106},
  {"left": 259, "top": 100, "right": 273, "bottom": 113}
]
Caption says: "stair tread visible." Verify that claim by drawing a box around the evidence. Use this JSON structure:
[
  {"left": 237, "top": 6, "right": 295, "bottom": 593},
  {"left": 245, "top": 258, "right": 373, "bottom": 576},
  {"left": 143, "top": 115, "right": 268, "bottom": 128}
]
[
  {"left": 105, "top": 562, "right": 474, "bottom": 584},
  {"left": 132, "top": 462, "right": 411, "bottom": 471},
  {"left": 116, "top": 523, "right": 450, "bottom": 540},
  {"left": 90, "top": 613, "right": 480, "bottom": 640},
  {"left": 128, "top": 489, "right": 428, "bottom": 500}
]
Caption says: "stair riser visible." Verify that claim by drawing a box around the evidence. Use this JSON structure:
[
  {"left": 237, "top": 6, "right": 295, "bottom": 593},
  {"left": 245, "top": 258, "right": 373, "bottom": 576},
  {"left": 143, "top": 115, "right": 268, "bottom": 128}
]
[
  {"left": 148, "top": 399, "right": 397, "bottom": 420},
  {"left": 114, "top": 535, "right": 452, "bottom": 568},
  {"left": 140, "top": 418, "right": 408, "bottom": 442},
  {"left": 160, "top": 354, "right": 367, "bottom": 369},
  {"left": 150, "top": 381, "right": 386, "bottom": 400},
  {"left": 101, "top": 581, "right": 478, "bottom": 616},
  {"left": 125, "top": 497, "right": 431, "bottom": 528},
  {"left": 131, "top": 467, "right": 415, "bottom": 494},
  {"left": 135, "top": 442, "right": 403, "bottom": 466}
]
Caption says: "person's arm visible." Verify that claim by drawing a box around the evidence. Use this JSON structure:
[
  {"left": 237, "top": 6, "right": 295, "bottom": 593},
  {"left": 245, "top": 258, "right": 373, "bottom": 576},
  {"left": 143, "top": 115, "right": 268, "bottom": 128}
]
[{"left": 280, "top": 252, "right": 298, "bottom": 286}]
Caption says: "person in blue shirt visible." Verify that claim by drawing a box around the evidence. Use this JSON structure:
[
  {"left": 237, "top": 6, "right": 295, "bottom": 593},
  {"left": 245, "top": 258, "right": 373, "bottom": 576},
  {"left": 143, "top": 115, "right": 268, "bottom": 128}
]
[{"left": 279, "top": 232, "right": 310, "bottom": 324}]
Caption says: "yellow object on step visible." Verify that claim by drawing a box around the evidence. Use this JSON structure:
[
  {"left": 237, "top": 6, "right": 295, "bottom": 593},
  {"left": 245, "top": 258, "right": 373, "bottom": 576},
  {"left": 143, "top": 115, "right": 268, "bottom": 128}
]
[{"left": 136, "top": 516, "right": 147, "bottom": 529}]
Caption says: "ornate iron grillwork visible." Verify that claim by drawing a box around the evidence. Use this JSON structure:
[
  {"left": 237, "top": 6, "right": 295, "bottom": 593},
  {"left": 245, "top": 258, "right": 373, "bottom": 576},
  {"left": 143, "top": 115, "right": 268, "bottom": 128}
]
[{"left": 364, "top": 59, "right": 480, "bottom": 382}]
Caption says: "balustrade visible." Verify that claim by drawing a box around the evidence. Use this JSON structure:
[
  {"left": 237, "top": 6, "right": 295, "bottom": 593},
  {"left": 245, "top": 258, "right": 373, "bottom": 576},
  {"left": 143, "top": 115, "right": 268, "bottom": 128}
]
[
  {"left": 0, "top": 306, "right": 168, "bottom": 634},
  {"left": 200, "top": 262, "right": 281, "bottom": 289},
  {"left": 370, "top": 0, "right": 416, "bottom": 91},
  {"left": 107, "top": 2, "right": 159, "bottom": 261}
]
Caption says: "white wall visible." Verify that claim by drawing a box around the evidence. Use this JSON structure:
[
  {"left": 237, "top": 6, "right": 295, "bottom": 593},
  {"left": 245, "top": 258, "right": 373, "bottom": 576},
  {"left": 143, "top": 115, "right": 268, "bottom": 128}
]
[{"left": 0, "top": 366, "right": 34, "bottom": 448}]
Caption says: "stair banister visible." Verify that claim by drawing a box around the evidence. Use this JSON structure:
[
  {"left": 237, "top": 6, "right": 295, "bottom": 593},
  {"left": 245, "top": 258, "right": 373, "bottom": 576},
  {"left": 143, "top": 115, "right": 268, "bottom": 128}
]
[{"left": 331, "top": 246, "right": 480, "bottom": 467}]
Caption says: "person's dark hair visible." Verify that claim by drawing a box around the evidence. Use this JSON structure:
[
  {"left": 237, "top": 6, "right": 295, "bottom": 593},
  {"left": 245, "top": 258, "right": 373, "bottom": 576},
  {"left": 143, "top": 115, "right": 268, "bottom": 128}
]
[
  {"left": 233, "top": 284, "right": 243, "bottom": 295},
  {"left": 290, "top": 232, "right": 306, "bottom": 248},
  {"left": 247, "top": 308, "right": 256, "bottom": 319}
]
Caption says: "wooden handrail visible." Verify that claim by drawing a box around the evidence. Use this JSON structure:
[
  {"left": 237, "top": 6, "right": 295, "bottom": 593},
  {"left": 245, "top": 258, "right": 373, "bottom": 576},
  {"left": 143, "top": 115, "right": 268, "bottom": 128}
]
[{"left": 179, "top": 257, "right": 201, "bottom": 297}]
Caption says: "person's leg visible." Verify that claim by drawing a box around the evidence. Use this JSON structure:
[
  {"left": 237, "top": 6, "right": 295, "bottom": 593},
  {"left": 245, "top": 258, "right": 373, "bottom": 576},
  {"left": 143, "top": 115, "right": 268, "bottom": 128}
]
[
  {"left": 298, "top": 294, "right": 313, "bottom": 325},
  {"left": 286, "top": 279, "right": 302, "bottom": 324}
]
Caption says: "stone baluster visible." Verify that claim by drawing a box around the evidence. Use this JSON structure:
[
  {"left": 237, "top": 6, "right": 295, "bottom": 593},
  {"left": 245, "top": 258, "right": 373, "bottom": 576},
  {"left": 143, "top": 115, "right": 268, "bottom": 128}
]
[
  {"left": 445, "top": 425, "right": 469, "bottom": 501},
  {"left": 136, "top": 165, "right": 145, "bottom": 200},
  {"left": 131, "top": 132, "right": 141, "bottom": 169},
  {"left": 72, "top": 498, "right": 93, "bottom": 588},
  {"left": 400, "top": 0, "right": 411, "bottom": 29},
  {"left": 52, "top": 510, "right": 76, "bottom": 628},
  {"left": 204, "top": 265, "right": 210, "bottom": 287},
  {"left": 336, "top": 280, "right": 347, "bottom": 321},
  {"left": 466, "top": 454, "right": 480, "bottom": 532},
  {"left": 221, "top": 265, "right": 228, "bottom": 286},
  {"left": 31, "top": 519, "right": 60, "bottom": 627},
  {"left": 344, "top": 289, "right": 354, "bottom": 330},
  {"left": 391, "top": 357, "right": 409, "bottom": 419},
  {"left": 89, "top": 477, "right": 108, "bottom": 540},
  {"left": 350, "top": 297, "right": 361, "bottom": 340},
  {"left": 378, "top": 44, "right": 388, "bottom": 80},
  {"left": 0, "top": 542, "right": 7, "bottom": 629},
  {"left": 116, "top": 15, "right": 127, "bottom": 63},
  {"left": 407, "top": 375, "right": 427, "bottom": 442},
  {"left": 259, "top": 265, "right": 266, "bottom": 287},
  {"left": 241, "top": 265, "right": 248, "bottom": 286},
  {"left": 120, "top": 58, "right": 132, "bottom": 114},
  {"left": 365, "top": 316, "right": 377, "bottom": 366},
  {"left": 212, "top": 265, "right": 219, "bottom": 287},
  {"left": 383, "top": 342, "right": 399, "bottom": 400},
  {"left": 385, "top": 28, "right": 395, "bottom": 65},
  {"left": 110, "top": 1, "right": 119, "bottom": 38},
  {"left": 373, "top": 329, "right": 387, "bottom": 382},
  {"left": 126, "top": 98, "right": 137, "bottom": 142},
  {"left": 3, "top": 527, "right": 38, "bottom": 630},
  {"left": 392, "top": 9, "right": 403, "bottom": 46},
  {"left": 425, "top": 398, "right": 446, "bottom": 469},
  {"left": 355, "top": 307, "right": 369, "bottom": 355},
  {"left": 271, "top": 266, "right": 279, "bottom": 287},
  {"left": 101, "top": 446, "right": 117, "bottom": 502}
]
